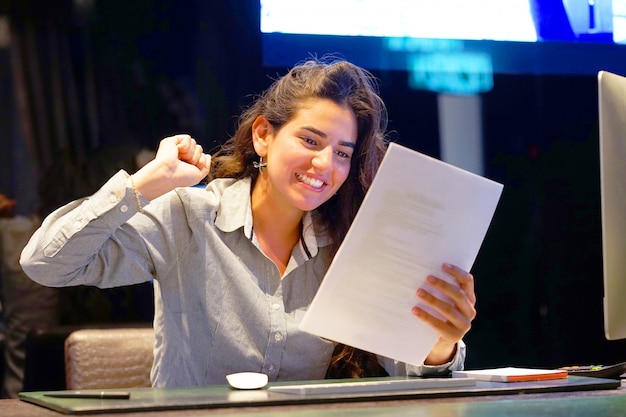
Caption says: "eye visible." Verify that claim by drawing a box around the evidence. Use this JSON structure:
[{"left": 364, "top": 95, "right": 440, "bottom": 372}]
[
  {"left": 301, "top": 137, "right": 317, "bottom": 146},
  {"left": 335, "top": 149, "right": 351, "bottom": 159}
]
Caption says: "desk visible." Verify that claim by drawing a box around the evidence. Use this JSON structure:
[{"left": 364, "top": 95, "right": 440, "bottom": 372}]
[{"left": 4, "top": 378, "right": 624, "bottom": 417}]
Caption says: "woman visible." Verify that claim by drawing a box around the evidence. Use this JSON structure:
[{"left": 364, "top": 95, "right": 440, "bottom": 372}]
[{"left": 20, "top": 58, "right": 475, "bottom": 387}]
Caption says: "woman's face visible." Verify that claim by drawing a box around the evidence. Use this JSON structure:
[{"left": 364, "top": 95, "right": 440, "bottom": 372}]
[{"left": 252, "top": 98, "right": 357, "bottom": 213}]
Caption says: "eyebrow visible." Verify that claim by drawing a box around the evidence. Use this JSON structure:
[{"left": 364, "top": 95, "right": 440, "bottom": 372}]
[{"left": 302, "top": 126, "right": 356, "bottom": 149}]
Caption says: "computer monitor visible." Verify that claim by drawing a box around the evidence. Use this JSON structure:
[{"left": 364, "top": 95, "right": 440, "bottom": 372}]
[{"left": 599, "top": 70, "right": 626, "bottom": 340}]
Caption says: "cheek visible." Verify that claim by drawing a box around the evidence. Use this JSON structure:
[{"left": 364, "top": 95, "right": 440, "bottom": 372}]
[{"left": 334, "top": 164, "right": 352, "bottom": 187}]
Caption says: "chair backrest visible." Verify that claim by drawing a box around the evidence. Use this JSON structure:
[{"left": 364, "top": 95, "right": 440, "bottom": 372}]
[{"left": 64, "top": 327, "right": 155, "bottom": 390}]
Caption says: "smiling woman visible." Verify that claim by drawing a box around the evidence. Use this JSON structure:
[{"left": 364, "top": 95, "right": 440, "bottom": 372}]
[{"left": 20, "top": 57, "right": 475, "bottom": 388}]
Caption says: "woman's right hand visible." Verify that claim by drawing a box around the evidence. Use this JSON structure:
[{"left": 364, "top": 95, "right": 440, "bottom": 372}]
[{"left": 131, "top": 134, "right": 211, "bottom": 201}]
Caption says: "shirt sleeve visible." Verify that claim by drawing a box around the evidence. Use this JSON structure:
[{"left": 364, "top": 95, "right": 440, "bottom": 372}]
[
  {"left": 380, "top": 340, "right": 466, "bottom": 377},
  {"left": 19, "top": 170, "right": 155, "bottom": 288}
]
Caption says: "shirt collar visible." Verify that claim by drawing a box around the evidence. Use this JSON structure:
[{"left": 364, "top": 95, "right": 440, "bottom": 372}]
[{"left": 212, "top": 178, "right": 332, "bottom": 257}]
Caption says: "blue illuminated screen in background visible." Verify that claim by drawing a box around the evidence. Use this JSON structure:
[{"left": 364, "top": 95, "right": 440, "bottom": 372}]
[{"left": 261, "top": 0, "right": 626, "bottom": 93}]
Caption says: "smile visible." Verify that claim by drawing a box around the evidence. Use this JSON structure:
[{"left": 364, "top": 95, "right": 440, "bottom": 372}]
[{"left": 295, "top": 173, "right": 325, "bottom": 189}]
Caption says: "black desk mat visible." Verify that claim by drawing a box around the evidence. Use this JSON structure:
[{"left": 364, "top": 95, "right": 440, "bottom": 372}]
[{"left": 18, "top": 375, "right": 621, "bottom": 415}]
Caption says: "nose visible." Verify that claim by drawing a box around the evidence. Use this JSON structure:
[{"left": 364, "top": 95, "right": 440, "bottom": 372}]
[{"left": 311, "top": 146, "right": 333, "bottom": 172}]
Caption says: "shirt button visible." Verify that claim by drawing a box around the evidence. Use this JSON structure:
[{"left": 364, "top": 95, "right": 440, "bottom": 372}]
[
  {"left": 109, "top": 193, "right": 117, "bottom": 203},
  {"left": 120, "top": 205, "right": 128, "bottom": 213},
  {"left": 271, "top": 303, "right": 280, "bottom": 311},
  {"left": 73, "top": 220, "right": 82, "bottom": 229},
  {"left": 274, "top": 332, "right": 283, "bottom": 342},
  {"left": 268, "top": 365, "right": 276, "bottom": 373}
]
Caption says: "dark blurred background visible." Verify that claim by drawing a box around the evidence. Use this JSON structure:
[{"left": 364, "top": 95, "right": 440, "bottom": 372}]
[{"left": 0, "top": 0, "right": 624, "bottom": 396}]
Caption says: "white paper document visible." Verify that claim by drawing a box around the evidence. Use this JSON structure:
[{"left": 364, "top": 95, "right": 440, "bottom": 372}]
[{"left": 299, "top": 142, "right": 503, "bottom": 366}]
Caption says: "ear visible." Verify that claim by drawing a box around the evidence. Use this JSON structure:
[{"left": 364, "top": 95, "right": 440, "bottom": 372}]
[{"left": 252, "top": 116, "right": 273, "bottom": 157}]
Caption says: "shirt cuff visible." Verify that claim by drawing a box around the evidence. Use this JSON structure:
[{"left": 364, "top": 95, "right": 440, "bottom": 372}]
[
  {"left": 411, "top": 340, "right": 467, "bottom": 376},
  {"left": 379, "top": 339, "right": 467, "bottom": 377},
  {"left": 409, "top": 340, "right": 466, "bottom": 376}
]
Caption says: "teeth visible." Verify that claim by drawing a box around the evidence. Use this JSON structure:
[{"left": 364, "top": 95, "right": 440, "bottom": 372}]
[{"left": 296, "top": 173, "right": 324, "bottom": 189}]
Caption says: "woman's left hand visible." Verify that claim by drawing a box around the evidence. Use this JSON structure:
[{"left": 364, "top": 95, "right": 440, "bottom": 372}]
[{"left": 412, "top": 263, "right": 476, "bottom": 366}]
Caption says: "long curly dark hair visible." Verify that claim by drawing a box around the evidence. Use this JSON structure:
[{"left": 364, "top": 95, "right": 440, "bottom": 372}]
[{"left": 209, "top": 57, "right": 390, "bottom": 378}]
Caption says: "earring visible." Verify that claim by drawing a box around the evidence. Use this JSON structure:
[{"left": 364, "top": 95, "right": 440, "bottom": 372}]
[{"left": 253, "top": 156, "right": 267, "bottom": 171}]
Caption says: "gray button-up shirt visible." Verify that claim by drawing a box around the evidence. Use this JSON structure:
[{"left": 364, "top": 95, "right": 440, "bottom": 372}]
[{"left": 20, "top": 170, "right": 464, "bottom": 387}]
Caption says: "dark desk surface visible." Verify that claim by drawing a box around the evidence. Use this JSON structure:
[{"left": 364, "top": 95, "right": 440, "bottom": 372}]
[{"left": 5, "top": 378, "right": 625, "bottom": 417}]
